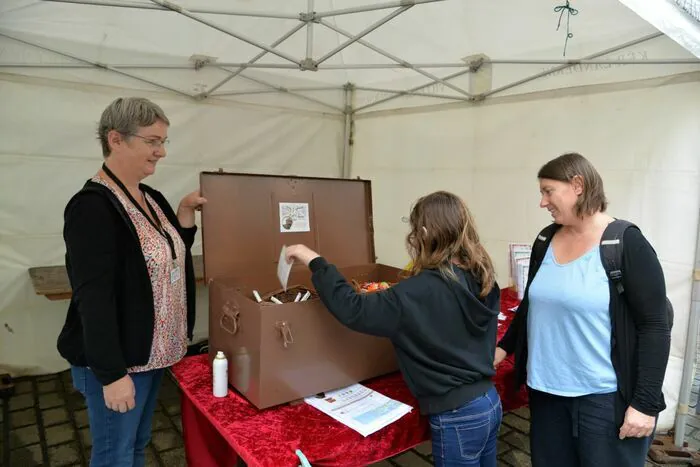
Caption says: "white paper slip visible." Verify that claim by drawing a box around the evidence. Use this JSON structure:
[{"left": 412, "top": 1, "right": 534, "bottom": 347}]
[
  {"left": 277, "top": 245, "right": 292, "bottom": 291},
  {"left": 304, "top": 383, "right": 413, "bottom": 437}
]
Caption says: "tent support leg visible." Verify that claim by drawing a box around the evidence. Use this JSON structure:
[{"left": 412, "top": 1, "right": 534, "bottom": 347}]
[
  {"left": 674, "top": 209, "right": 700, "bottom": 446},
  {"left": 305, "top": 0, "right": 314, "bottom": 64}
]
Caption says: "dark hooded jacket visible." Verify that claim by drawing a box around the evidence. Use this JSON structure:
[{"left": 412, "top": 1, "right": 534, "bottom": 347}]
[{"left": 309, "top": 257, "right": 500, "bottom": 415}]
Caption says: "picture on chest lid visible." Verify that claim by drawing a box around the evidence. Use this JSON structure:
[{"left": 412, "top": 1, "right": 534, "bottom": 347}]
[{"left": 279, "top": 202, "right": 311, "bottom": 232}]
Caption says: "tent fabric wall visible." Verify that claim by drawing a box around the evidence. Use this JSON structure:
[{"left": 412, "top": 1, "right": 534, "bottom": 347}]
[
  {"left": 350, "top": 78, "right": 700, "bottom": 431},
  {"left": 0, "top": 75, "right": 344, "bottom": 376}
]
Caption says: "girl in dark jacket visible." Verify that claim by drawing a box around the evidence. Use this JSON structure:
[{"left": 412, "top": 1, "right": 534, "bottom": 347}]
[{"left": 286, "top": 191, "right": 502, "bottom": 467}]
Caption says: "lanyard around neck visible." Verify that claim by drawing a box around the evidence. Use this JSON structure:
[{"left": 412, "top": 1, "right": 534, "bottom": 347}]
[{"left": 101, "top": 163, "right": 177, "bottom": 261}]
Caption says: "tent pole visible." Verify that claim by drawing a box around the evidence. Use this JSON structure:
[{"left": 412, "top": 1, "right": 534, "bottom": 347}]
[
  {"left": 0, "top": 62, "right": 300, "bottom": 69},
  {"left": 341, "top": 84, "right": 355, "bottom": 179},
  {"left": 318, "top": 18, "right": 474, "bottom": 98},
  {"left": 211, "top": 63, "right": 299, "bottom": 69},
  {"left": 2, "top": 59, "right": 696, "bottom": 70},
  {"left": 486, "top": 58, "right": 700, "bottom": 65},
  {"left": 148, "top": 0, "right": 301, "bottom": 66},
  {"left": 214, "top": 86, "right": 342, "bottom": 97},
  {"left": 0, "top": 32, "right": 193, "bottom": 98},
  {"left": 232, "top": 73, "right": 344, "bottom": 113},
  {"left": 204, "top": 22, "right": 305, "bottom": 97},
  {"left": 318, "top": 59, "right": 700, "bottom": 68},
  {"left": 316, "top": 0, "right": 444, "bottom": 18},
  {"left": 305, "top": 0, "right": 314, "bottom": 63},
  {"left": 355, "top": 69, "right": 471, "bottom": 112},
  {"left": 481, "top": 32, "right": 664, "bottom": 98},
  {"left": 674, "top": 209, "right": 700, "bottom": 446},
  {"left": 318, "top": 63, "right": 468, "bottom": 69},
  {"left": 354, "top": 86, "right": 469, "bottom": 101},
  {"left": 316, "top": 6, "right": 411, "bottom": 65},
  {"left": 42, "top": 0, "right": 300, "bottom": 18},
  {"left": 316, "top": 59, "right": 700, "bottom": 68}
]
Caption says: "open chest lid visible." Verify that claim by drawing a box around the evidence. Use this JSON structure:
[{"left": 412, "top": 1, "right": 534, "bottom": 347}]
[{"left": 199, "top": 171, "right": 377, "bottom": 282}]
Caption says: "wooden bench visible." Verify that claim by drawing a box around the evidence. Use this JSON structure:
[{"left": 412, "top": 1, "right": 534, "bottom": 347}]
[{"left": 28, "top": 255, "right": 205, "bottom": 300}]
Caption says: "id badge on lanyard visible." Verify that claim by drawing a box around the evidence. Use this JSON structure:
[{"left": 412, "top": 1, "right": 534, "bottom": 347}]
[{"left": 170, "top": 261, "right": 181, "bottom": 284}]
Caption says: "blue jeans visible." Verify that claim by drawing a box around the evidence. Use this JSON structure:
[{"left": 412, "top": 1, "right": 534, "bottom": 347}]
[
  {"left": 429, "top": 386, "right": 502, "bottom": 467},
  {"left": 529, "top": 388, "right": 655, "bottom": 467},
  {"left": 71, "top": 366, "right": 164, "bottom": 467}
]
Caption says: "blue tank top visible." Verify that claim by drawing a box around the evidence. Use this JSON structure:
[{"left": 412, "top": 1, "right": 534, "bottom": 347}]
[{"left": 526, "top": 243, "right": 617, "bottom": 396}]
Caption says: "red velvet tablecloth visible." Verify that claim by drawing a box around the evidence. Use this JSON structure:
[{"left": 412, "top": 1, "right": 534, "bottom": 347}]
[{"left": 171, "top": 288, "right": 527, "bottom": 467}]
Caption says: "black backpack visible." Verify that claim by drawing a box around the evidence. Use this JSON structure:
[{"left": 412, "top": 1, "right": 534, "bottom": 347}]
[{"left": 532, "top": 220, "right": 673, "bottom": 330}]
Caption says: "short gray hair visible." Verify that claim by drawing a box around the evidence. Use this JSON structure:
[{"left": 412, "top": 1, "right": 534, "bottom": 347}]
[{"left": 97, "top": 97, "right": 170, "bottom": 157}]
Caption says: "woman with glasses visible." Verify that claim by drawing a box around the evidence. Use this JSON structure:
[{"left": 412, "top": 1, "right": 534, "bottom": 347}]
[{"left": 56, "top": 97, "right": 206, "bottom": 467}]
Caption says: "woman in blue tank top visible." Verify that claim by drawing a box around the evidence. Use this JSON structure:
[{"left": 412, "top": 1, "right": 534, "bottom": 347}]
[{"left": 494, "top": 153, "right": 670, "bottom": 467}]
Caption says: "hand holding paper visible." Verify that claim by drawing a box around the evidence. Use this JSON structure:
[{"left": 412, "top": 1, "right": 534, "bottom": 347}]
[{"left": 285, "top": 244, "right": 320, "bottom": 267}]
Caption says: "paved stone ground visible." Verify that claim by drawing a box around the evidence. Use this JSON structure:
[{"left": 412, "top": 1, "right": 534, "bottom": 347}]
[{"left": 1, "top": 369, "right": 699, "bottom": 467}]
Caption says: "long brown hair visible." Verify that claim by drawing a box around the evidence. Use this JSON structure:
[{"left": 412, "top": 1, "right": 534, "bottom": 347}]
[{"left": 405, "top": 191, "right": 496, "bottom": 298}]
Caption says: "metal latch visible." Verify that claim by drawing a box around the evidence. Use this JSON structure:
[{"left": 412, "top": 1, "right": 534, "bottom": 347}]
[{"left": 220, "top": 301, "right": 240, "bottom": 335}]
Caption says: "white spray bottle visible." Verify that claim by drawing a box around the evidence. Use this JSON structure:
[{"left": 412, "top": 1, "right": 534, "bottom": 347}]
[{"left": 212, "top": 351, "right": 228, "bottom": 398}]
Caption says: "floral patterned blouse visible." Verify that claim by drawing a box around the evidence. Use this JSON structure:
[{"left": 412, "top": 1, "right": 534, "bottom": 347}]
[{"left": 92, "top": 176, "right": 188, "bottom": 372}]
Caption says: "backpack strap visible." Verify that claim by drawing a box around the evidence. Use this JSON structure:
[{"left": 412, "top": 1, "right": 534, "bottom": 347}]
[
  {"left": 533, "top": 224, "right": 559, "bottom": 259},
  {"left": 529, "top": 223, "right": 560, "bottom": 280},
  {"left": 600, "top": 219, "right": 637, "bottom": 294}
]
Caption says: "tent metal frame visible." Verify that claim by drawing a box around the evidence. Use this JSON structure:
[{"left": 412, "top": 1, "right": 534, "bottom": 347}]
[
  {"left": 0, "top": 0, "right": 700, "bottom": 115},
  {"left": 4, "top": 1, "right": 697, "bottom": 165},
  {"left": 3, "top": 1, "right": 696, "bottom": 189},
  {"left": 1, "top": 58, "right": 699, "bottom": 70},
  {"left": 2, "top": 0, "right": 695, "bottom": 117},
  {"left": 4, "top": 58, "right": 699, "bottom": 69}
]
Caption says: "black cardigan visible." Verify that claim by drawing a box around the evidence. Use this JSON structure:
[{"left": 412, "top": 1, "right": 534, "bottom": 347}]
[
  {"left": 498, "top": 224, "right": 670, "bottom": 427},
  {"left": 57, "top": 180, "right": 198, "bottom": 386}
]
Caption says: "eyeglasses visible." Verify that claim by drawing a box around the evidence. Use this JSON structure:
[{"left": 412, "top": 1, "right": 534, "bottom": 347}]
[{"left": 128, "top": 133, "right": 169, "bottom": 148}]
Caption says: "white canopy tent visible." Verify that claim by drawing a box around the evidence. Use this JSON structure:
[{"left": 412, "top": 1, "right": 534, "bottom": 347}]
[{"left": 1, "top": 0, "right": 699, "bottom": 437}]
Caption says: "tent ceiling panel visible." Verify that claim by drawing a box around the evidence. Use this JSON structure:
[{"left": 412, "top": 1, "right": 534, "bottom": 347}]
[
  {"left": 1, "top": 0, "right": 698, "bottom": 111},
  {"left": 353, "top": 36, "right": 700, "bottom": 114},
  {"left": 487, "top": 36, "right": 700, "bottom": 99}
]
